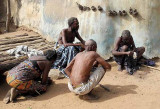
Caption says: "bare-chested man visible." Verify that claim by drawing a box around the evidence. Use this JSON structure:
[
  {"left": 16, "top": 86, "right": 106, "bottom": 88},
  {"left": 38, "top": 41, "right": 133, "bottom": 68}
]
[
  {"left": 52, "top": 17, "right": 85, "bottom": 77},
  {"left": 58, "top": 17, "right": 85, "bottom": 46},
  {"left": 112, "top": 30, "right": 145, "bottom": 74},
  {"left": 65, "top": 39, "right": 111, "bottom": 100}
]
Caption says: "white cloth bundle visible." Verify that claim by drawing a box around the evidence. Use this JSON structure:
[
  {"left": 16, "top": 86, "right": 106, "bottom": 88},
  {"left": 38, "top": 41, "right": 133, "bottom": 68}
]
[{"left": 6, "top": 45, "right": 44, "bottom": 58}]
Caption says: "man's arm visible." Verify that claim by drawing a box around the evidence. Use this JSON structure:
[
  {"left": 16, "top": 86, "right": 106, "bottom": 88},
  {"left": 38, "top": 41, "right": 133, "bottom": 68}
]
[
  {"left": 75, "top": 31, "right": 85, "bottom": 45},
  {"left": 65, "top": 58, "right": 75, "bottom": 77},
  {"left": 95, "top": 54, "right": 111, "bottom": 71},
  {"left": 112, "top": 37, "right": 129, "bottom": 56},
  {"left": 41, "top": 62, "right": 51, "bottom": 85},
  {"left": 131, "top": 36, "right": 136, "bottom": 50},
  {"left": 61, "top": 30, "right": 83, "bottom": 47}
]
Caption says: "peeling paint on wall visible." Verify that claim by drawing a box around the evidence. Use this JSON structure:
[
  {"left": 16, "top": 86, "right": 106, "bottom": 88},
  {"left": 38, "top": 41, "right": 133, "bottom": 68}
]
[{"left": 11, "top": 0, "right": 160, "bottom": 58}]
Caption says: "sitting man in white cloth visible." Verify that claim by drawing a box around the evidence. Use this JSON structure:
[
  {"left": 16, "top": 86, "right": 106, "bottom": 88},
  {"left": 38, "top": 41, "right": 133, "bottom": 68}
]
[{"left": 65, "top": 39, "right": 111, "bottom": 100}]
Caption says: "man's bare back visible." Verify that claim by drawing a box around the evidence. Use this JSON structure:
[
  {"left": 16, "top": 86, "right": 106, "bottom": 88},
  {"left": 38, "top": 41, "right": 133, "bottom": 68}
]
[
  {"left": 70, "top": 51, "right": 99, "bottom": 86},
  {"left": 65, "top": 39, "right": 111, "bottom": 87},
  {"left": 65, "top": 39, "right": 111, "bottom": 100}
]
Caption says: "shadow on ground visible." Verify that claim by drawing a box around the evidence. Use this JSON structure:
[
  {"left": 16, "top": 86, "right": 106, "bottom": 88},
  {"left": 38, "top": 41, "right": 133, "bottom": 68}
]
[
  {"left": 15, "top": 82, "right": 70, "bottom": 103},
  {"left": 87, "top": 84, "right": 138, "bottom": 103}
]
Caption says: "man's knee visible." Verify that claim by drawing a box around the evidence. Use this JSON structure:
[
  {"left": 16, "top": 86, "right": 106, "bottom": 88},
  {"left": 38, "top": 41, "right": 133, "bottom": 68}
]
[
  {"left": 91, "top": 67, "right": 105, "bottom": 83},
  {"left": 121, "top": 45, "right": 128, "bottom": 52},
  {"left": 138, "top": 47, "right": 145, "bottom": 54},
  {"left": 141, "top": 47, "right": 145, "bottom": 53}
]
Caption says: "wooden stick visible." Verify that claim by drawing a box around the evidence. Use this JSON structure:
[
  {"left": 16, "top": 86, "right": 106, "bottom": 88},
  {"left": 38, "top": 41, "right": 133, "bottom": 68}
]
[
  {"left": 0, "top": 35, "right": 40, "bottom": 41},
  {"left": 99, "top": 84, "right": 110, "bottom": 92},
  {"left": 0, "top": 35, "right": 41, "bottom": 42},
  {"left": 0, "top": 56, "right": 28, "bottom": 73},
  {"left": 0, "top": 56, "right": 15, "bottom": 62},
  {"left": 0, "top": 39, "right": 45, "bottom": 48},
  {"left": 0, "top": 42, "right": 46, "bottom": 52},
  {"left": 35, "top": 90, "right": 41, "bottom": 95},
  {"left": 0, "top": 37, "right": 42, "bottom": 45},
  {"left": 0, "top": 21, "right": 5, "bottom": 23},
  {"left": 6, "top": 0, "right": 11, "bottom": 32}
]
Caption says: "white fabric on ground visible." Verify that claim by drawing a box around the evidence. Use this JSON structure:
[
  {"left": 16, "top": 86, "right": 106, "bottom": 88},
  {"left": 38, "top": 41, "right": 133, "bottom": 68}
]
[{"left": 6, "top": 45, "right": 43, "bottom": 58}]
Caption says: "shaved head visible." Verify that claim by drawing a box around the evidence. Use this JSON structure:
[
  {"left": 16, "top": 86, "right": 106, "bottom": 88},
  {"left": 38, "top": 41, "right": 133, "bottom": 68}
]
[
  {"left": 85, "top": 39, "right": 97, "bottom": 51},
  {"left": 122, "top": 30, "right": 131, "bottom": 37},
  {"left": 85, "top": 39, "right": 97, "bottom": 46},
  {"left": 121, "top": 30, "right": 132, "bottom": 44}
]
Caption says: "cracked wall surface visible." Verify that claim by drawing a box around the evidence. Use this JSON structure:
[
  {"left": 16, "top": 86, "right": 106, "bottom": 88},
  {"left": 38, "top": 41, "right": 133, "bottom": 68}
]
[{"left": 11, "top": 0, "right": 160, "bottom": 58}]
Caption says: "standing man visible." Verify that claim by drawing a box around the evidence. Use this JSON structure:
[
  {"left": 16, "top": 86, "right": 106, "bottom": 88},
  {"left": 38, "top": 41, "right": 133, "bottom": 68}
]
[
  {"left": 53, "top": 17, "right": 85, "bottom": 77},
  {"left": 112, "top": 30, "right": 145, "bottom": 74},
  {"left": 65, "top": 39, "right": 111, "bottom": 100}
]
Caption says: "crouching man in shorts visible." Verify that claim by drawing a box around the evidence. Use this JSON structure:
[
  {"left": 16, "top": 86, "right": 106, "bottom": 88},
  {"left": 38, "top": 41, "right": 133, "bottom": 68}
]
[{"left": 65, "top": 39, "right": 111, "bottom": 100}]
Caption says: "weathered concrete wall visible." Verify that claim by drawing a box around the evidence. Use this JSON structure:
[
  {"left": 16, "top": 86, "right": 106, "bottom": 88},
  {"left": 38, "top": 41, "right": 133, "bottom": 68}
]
[
  {"left": 0, "top": 0, "right": 6, "bottom": 21},
  {"left": 11, "top": 0, "right": 160, "bottom": 58}
]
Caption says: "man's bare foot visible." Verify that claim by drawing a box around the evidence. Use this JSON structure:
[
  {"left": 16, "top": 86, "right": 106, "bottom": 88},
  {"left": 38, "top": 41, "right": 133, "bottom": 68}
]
[
  {"left": 79, "top": 93, "right": 99, "bottom": 100},
  {"left": 3, "top": 89, "right": 11, "bottom": 104},
  {"left": 10, "top": 88, "right": 18, "bottom": 102},
  {"left": 118, "top": 65, "right": 123, "bottom": 71},
  {"left": 125, "top": 66, "right": 134, "bottom": 75}
]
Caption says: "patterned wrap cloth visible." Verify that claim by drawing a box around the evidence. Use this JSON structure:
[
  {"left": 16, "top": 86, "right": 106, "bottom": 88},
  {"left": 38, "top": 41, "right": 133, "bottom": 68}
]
[
  {"left": 113, "top": 44, "right": 139, "bottom": 75},
  {"left": 6, "top": 60, "right": 44, "bottom": 91},
  {"left": 52, "top": 45, "right": 81, "bottom": 77}
]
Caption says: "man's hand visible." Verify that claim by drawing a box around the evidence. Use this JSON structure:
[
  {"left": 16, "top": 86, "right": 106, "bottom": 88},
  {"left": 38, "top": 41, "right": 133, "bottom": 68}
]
[
  {"left": 80, "top": 43, "right": 85, "bottom": 48},
  {"left": 65, "top": 58, "right": 75, "bottom": 77},
  {"left": 64, "top": 44, "right": 68, "bottom": 47},
  {"left": 126, "top": 51, "right": 134, "bottom": 56},
  {"left": 82, "top": 40, "right": 86, "bottom": 45},
  {"left": 75, "top": 42, "right": 85, "bottom": 48}
]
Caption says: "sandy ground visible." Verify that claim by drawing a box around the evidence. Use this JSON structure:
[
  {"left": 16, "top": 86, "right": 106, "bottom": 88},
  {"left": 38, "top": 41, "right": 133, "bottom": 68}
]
[{"left": 0, "top": 59, "right": 160, "bottom": 109}]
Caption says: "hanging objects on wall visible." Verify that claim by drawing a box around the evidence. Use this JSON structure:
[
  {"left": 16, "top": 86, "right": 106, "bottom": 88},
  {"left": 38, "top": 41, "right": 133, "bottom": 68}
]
[
  {"left": 129, "top": 8, "right": 138, "bottom": 17},
  {"left": 86, "top": 7, "right": 90, "bottom": 11},
  {"left": 119, "top": 10, "right": 127, "bottom": 16},
  {"left": 83, "top": 6, "right": 91, "bottom": 11},
  {"left": 129, "top": 8, "right": 133, "bottom": 14},
  {"left": 108, "top": 10, "right": 112, "bottom": 16},
  {"left": 119, "top": 11, "right": 123, "bottom": 16},
  {"left": 122, "top": 10, "right": 127, "bottom": 16},
  {"left": 83, "top": 6, "right": 87, "bottom": 11},
  {"left": 108, "top": 10, "right": 118, "bottom": 16},
  {"left": 91, "top": 6, "right": 97, "bottom": 12},
  {"left": 76, "top": 2, "right": 90, "bottom": 11},
  {"left": 133, "top": 9, "right": 138, "bottom": 16},
  {"left": 76, "top": 2, "right": 83, "bottom": 11},
  {"left": 113, "top": 11, "right": 118, "bottom": 15},
  {"left": 98, "top": 5, "right": 103, "bottom": 12},
  {"left": 76, "top": 2, "right": 139, "bottom": 18}
]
